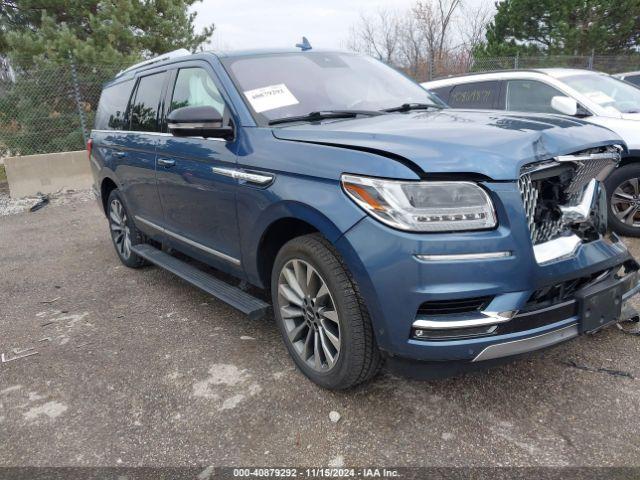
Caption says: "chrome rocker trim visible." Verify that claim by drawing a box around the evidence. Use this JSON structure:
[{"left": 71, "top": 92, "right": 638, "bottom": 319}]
[{"left": 134, "top": 216, "right": 241, "bottom": 266}]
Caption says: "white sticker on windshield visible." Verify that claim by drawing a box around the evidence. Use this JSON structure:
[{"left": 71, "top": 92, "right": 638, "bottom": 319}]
[{"left": 243, "top": 84, "right": 299, "bottom": 113}]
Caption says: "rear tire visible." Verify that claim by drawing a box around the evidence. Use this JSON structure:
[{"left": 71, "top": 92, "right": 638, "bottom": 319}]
[
  {"left": 271, "top": 233, "right": 382, "bottom": 389},
  {"left": 106, "top": 189, "right": 147, "bottom": 268},
  {"left": 605, "top": 163, "right": 640, "bottom": 237}
]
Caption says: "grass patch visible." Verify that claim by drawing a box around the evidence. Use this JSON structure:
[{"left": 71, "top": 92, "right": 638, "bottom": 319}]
[{"left": 0, "top": 165, "right": 6, "bottom": 182}]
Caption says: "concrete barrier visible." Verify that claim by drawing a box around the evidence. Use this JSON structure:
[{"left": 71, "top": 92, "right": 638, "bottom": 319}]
[{"left": 4, "top": 150, "right": 92, "bottom": 198}]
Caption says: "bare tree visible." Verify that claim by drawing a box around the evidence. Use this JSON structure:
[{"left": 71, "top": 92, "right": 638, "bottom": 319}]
[
  {"left": 345, "top": 0, "right": 493, "bottom": 81},
  {"left": 408, "top": 0, "right": 468, "bottom": 80},
  {"left": 458, "top": 2, "right": 492, "bottom": 53},
  {"left": 398, "top": 14, "right": 427, "bottom": 80},
  {"left": 346, "top": 8, "right": 402, "bottom": 65},
  {"left": 440, "top": 4, "right": 494, "bottom": 74}
]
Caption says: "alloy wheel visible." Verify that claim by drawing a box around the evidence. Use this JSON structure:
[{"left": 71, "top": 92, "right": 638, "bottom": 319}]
[
  {"left": 612, "top": 178, "right": 640, "bottom": 227},
  {"left": 277, "top": 259, "right": 341, "bottom": 372},
  {"left": 109, "top": 198, "right": 132, "bottom": 259}
]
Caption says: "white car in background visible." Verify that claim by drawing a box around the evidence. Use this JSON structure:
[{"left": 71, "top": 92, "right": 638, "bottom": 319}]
[
  {"left": 422, "top": 69, "right": 640, "bottom": 236},
  {"left": 615, "top": 71, "right": 640, "bottom": 88}
]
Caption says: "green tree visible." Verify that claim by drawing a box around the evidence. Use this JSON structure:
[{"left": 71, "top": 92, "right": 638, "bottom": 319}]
[
  {"left": 2, "top": 0, "right": 214, "bottom": 64},
  {"left": 476, "top": 0, "right": 640, "bottom": 56},
  {"left": 0, "top": 1, "right": 214, "bottom": 157}
]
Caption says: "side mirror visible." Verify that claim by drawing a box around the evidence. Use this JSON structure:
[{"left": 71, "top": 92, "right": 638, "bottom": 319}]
[
  {"left": 167, "top": 106, "right": 234, "bottom": 140},
  {"left": 551, "top": 96, "right": 578, "bottom": 116}
]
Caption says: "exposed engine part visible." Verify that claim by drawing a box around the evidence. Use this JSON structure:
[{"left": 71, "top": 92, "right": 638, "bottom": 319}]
[{"left": 519, "top": 145, "right": 622, "bottom": 246}]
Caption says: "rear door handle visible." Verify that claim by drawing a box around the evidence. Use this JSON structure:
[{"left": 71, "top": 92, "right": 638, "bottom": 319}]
[
  {"left": 157, "top": 158, "right": 176, "bottom": 168},
  {"left": 113, "top": 151, "right": 127, "bottom": 158}
]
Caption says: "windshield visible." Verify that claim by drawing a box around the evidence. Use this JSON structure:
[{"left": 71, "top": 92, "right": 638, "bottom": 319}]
[
  {"left": 221, "top": 52, "right": 441, "bottom": 125},
  {"left": 563, "top": 74, "right": 640, "bottom": 114}
]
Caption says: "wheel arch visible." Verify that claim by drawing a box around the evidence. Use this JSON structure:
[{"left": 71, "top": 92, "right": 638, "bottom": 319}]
[
  {"left": 99, "top": 176, "right": 120, "bottom": 216},
  {"left": 604, "top": 157, "right": 640, "bottom": 237},
  {"left": 248, "top": 201, "right": 360, "bottom": 289},
  {"left": 619, "top": 153, "right": 640, "bottom": 168}
]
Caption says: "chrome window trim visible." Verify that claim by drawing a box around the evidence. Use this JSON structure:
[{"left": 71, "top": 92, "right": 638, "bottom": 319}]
[
  {"left": 415, "top": 251, "right": 512, "bottom": 262},
  {"left": 167, "top": 122, "right": 222, "bottom": 129},
  {"left": 134, "top": 216, "right": 241, "bottom": 266},
  {"left": 91, "top": 129, "right": 226, "bottom": 142}
]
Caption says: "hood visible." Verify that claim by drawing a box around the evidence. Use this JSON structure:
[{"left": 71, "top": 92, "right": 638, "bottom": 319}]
[
  {"left": 271, "top": 109, "right": 624, "bottom": 180},
  {"left": 621, "top": 112, "right": 640, "bottom": 121}
]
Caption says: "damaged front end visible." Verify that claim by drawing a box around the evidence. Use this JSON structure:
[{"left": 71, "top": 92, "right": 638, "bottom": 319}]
[{"left": 519, "top": 145, "right": 623, "bottom": 264}]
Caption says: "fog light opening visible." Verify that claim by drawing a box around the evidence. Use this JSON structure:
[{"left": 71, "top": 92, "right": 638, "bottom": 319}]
[{"left": 411, "top": 325, "right": 498, "bottom": 341}]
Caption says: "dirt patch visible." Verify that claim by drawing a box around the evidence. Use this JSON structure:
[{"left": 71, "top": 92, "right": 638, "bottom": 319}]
[{"left": 0, "top": 188, "right": 94, "bottom": 216}]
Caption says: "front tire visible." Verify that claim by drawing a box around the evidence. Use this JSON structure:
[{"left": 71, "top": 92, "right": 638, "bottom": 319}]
[
  {"left": 271, "top": 234, "right": 382, "bottom": 389},
  {"left": 107, "top": 189, "right": 147, "bottom": 268},
  {"left": 605, "top": 163, "right": 640, "bottom": 237}
]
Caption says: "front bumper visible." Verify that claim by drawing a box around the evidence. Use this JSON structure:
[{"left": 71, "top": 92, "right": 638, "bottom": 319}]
[{"left": 336, "top": 181, "right": 640, "bottom": 366}]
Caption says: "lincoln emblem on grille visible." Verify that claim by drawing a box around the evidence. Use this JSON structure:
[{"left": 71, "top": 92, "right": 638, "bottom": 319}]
[{"left": 519, "top": 145, "right": 622, "bottom": 264}]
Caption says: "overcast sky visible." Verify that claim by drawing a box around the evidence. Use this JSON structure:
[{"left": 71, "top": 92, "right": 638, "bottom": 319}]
[{"left": 192, "top": 0, "right": 495, "bottom": 51}]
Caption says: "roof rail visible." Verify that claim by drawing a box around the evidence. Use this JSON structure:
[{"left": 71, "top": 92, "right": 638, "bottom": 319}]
[{"left": 116, "top": 48, "right": 191, "bottom": 77}]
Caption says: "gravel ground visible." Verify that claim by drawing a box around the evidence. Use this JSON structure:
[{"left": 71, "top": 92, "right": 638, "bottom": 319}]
[
  {"left": 1, "top": 193, "right": 640, "bottom": 468},
  {"left": 0, "top": 187, "right": 95, "bottom": 216}
]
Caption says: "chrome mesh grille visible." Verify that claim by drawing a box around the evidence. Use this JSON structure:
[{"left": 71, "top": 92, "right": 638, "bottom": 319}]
[
  {"left": 518, "top": 145, "right": 621, "bottom": 245},
  {"left": 566, "top": 157, "right": 614, "bottom": 201},
  {"left": 518, "top": 173, "right": 564, "bottom": 244},
  {"left": 518, "top": 174, "right": 537, "bottom": 236}
]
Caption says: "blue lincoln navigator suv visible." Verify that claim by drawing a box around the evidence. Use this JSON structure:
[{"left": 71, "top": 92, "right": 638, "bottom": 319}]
[{"left": 90, "top": 47, "right": 640, "bottom": 389}]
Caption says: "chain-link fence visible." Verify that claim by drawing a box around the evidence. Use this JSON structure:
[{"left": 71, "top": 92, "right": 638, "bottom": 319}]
[
  {"left": 419, "top": 54, "right": 640, "bottom": 82},
  {"left": 2, "top": 54, "right": 640, "bottom": 159},
  {"left": 0, "top": 57, "right": 128, "bottom": 159}
]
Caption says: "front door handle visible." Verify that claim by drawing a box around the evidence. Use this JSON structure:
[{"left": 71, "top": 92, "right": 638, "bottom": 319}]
[{"left": 157, "top": 158, "right": 176, "bottom": 168}]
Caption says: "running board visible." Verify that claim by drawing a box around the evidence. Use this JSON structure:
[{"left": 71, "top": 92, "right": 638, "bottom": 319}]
[{"left": 131, "top": 244, "right": 269, "bottom": 320}]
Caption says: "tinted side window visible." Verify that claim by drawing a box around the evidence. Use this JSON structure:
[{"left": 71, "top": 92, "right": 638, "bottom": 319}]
[
  {"left": 448, "top": 81, "right": 499, "bottom": 109},
  {"left": 169, "top": 68, "right": 226, "bottom": 116},
  {"left": 94, "top": 79, "right": 134, "bottom": 130},
  {"left": 505, "top": 80, "right": 563, "bottom": 114},
  {"left": 429, "top": 86, "right": 452, "bottom": 104},
  {"left": 626, "top": 75, "right": 640, "bottom": 87},
  {"left": 130, "top": 72, "right": 166, "bottom": 132}
]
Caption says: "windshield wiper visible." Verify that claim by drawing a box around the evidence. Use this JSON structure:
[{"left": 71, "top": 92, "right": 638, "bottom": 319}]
[
  {"left": 268, "top": 110, "right": 385, "bottom": 126},
  {"left": 383, "top": 103, "right": 442, "bottom": 113}
]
